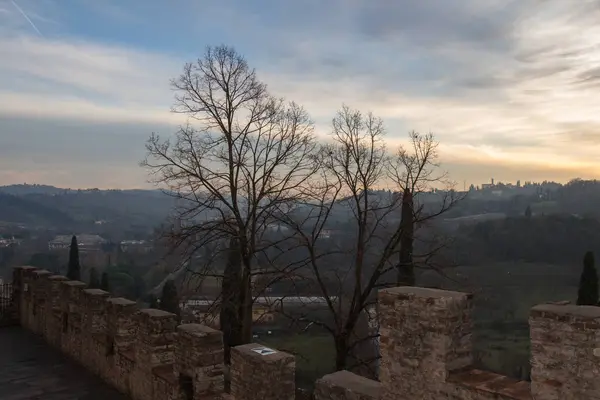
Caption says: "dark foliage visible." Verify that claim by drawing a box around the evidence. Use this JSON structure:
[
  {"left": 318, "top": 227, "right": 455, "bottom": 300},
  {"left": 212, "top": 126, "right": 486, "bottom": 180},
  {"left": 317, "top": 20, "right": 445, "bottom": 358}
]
[
  {"left": 452, "top": 215, "right": 600, "bottom": 266},
  {"left": 67, "top": 235, "right": 81, "bottom": 281},
  {"left": 159, "top": 280, "right": 180, "bottom": 316},
  {"left": 100, "top": 272, "right": 110, "bottom": 292},
  {"left": 577, "top": 251, "right": 598, "bottom": 306},
  {"left": 149, "top": 294, "right": 159, "bottom": 309},
  {"left": 89, "top": 267, "right": 100, "bottom": 289}
]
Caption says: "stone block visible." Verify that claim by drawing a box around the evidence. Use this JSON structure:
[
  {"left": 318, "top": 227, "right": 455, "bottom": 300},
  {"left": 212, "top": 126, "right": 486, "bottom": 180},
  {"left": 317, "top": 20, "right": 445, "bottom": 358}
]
[
  {"left": 114, "top": 349, "right": 136, "bottom": 395},
  {"left": 19, "top": 266, "right": 38, "bottom": 329},
  {"left": 81, "top": 288, "right": 110, "bottom": 373},
  {"left": 315, "top": 370, "right": 382, "bottom": 400},
  {"left": 59, "top": 280, "right": 87, "bottom": 358},
  {"left": 152, "top": 365, "right": 179, "bottom": 400},
  {"left": 31, "top": 269, "right": 52, "bottom": 335},
  {"left": 377, "top": 286, "right": 473, "bottom": 400},
  {"left": 530, "top": 304, "right": 600, "bottom": 400},
  {"left": 231, "top": 343, "right": 295, "bottom": 400},
  {"left": 445, "top": 368, "right": 531, "bottom": 399},
  {"left": 135, "top": 309, "right": 177, "bottom": 368},
  {"left": 176, "top": 324, "right": 224, "bottom": 399},
  {"left": 105, "top": 298, "right": 137, "bottom": 389},
  {"left": 47, "top": 276, "right": 69, "bottom": 347},
  {"left": 130, "top": 309, "right": 177, "bottom": 400}
]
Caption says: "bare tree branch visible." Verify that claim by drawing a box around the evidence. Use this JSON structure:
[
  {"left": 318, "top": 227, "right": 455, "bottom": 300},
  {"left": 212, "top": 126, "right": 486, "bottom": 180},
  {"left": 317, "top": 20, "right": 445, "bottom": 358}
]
[
  {"left": 272, "top": 106, "right": 461, "bottom": 376},
  {"left": 141, "top": 45, "right": 319, "bottom": 352}
]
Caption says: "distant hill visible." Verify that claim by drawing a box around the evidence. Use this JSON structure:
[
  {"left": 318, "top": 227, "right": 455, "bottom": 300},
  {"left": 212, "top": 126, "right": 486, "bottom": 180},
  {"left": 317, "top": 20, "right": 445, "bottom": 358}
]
[
  {"left": 0, "top": 184, "right": 69, "bottom": 196},
  {"left": 0, "top": 184, "right": 177, "bottom": 230},
  {"left": 0, "top": 192, "right": 74, "bottom": 226}
]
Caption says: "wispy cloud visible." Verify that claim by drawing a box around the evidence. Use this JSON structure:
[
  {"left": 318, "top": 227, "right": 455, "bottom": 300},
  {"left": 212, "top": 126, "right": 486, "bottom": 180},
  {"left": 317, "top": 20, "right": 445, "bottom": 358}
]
[{"left": 9, "top": 0, "right": 42, "bottom": 36}]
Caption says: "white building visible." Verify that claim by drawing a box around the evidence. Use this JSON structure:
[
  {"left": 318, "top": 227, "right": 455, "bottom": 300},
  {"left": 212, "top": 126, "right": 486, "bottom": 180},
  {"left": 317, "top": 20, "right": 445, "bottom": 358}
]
[{"left": 48, "top": 234, "right": 106, "bottom": 251}]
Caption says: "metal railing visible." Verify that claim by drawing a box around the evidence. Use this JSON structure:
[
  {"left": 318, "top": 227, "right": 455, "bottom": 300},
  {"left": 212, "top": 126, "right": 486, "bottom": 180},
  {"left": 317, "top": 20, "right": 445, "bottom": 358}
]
[{"left": 0, "top": 284, "right": 16, "bottom": 327}]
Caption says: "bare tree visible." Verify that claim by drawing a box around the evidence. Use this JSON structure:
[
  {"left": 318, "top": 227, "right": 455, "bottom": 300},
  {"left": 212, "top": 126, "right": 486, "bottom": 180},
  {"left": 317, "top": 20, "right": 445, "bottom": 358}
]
[
  {"left": 274, "top": 106, "right": 459, "bottom": 376},
  {"left": 142, "top": 45, "right": 318, "bottom": 357}
]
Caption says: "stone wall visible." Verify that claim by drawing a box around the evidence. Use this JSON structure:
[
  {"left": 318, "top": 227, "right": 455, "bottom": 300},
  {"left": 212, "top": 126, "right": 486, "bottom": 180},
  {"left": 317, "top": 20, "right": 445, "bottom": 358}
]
[
  {"left": 13, "top": 266, "right": 296, "bottom": 400},
  {"left": 13, "top": 266, "right": 600, "bottom": 400}
]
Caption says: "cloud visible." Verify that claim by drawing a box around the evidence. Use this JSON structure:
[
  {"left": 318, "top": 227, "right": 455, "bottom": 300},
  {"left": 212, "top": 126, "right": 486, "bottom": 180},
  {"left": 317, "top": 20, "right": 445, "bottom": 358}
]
[
  {"left": 1, "top": 0, "right": 600, "bottom": 188},
  {"left": 255, "top": 0, "right": 600, "bottom": 172},
  {"left": 0, "top": 35, "right": 181, "bottom": 105}
]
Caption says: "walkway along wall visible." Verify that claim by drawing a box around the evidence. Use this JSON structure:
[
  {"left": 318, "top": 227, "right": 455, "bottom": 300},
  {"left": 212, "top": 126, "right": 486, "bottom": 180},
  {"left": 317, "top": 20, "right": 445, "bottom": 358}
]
[{"left": 12, "top": 266, "right": 600, "bottom": 400}]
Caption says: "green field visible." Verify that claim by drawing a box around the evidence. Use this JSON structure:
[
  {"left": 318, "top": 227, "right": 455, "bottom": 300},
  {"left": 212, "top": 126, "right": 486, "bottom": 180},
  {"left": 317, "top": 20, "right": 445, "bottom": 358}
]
[{"left": 257, "top": 333, "right": 335, "bottom": 388}]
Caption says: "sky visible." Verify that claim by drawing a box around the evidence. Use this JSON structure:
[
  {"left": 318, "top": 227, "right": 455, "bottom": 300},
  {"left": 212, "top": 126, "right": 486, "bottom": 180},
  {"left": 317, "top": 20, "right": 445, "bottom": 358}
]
[{"left": 1, "top": 0, "right": 599, "bottom": 189}]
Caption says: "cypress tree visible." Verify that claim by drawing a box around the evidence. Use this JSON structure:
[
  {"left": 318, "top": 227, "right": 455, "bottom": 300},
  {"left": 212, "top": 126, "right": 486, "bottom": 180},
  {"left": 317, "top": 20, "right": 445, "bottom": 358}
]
[
  {"left": 100, "top": 272, "right": 110, "bottom": 292},
  {"left": 149, "top": 294, "right": 159, "bottom": 309},
  {"left": 577, "top": 251, "right": 599, "bottom": 306},
  {"left": 397, "top": 188, "right": 415, "bottom": 286},
  {"left": 89, "top": 267, "right": 100, "bottom": 289},
  {"left": 66, "top": 235, "right": 81, "bottom": 281},
  {"left": 159, "top": 280, "right": 180, "bottom": 316}
]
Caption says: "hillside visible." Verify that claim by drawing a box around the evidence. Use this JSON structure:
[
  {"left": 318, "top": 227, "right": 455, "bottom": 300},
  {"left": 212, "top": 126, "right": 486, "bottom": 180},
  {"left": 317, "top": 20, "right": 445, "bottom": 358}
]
[
  {"left": 0, "top": 184, "right": 177, "bottom": 230},
  {"left": 0, "top": 192, "right": 74, "bottom": 226}
]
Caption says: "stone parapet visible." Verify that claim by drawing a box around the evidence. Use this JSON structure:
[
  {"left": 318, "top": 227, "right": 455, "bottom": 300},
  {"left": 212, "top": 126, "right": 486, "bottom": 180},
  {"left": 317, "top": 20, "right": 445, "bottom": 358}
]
[
  {"left": 10, "top": 267, "right": 228, "bottom": 400},
  {"left": 11, "top": 266, "right": 600, "bottom": 400}
]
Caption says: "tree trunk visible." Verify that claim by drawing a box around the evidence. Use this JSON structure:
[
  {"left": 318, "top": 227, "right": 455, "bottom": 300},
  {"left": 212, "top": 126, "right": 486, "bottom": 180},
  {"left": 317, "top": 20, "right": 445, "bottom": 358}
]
[
  {"left": 220, "top": 238, "right": 243, "bottom": 364},
  {"left": 397, "top": 188, "right": 415, "bottom": 286},
  {"left": 334, "top": 335, "right": 349, "bottom": 371},
  {"left": 239, "top": 268, "right": 254, "bottom": 344}
]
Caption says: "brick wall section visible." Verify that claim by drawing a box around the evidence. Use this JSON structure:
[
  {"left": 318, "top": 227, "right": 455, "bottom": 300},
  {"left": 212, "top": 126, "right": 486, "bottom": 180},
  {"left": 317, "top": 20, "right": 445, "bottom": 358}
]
[
  {"left": 176, "top": 324, "right": 225, "bottom": 399},
  {"left": 530, "top": 303, "right": 600, "bottom": 399},
  {"left": 231, "top": 343, "right": 295, "bottom": 400},
  {"left": 314, "top": 370, "right": 382, "bottom": 400}
]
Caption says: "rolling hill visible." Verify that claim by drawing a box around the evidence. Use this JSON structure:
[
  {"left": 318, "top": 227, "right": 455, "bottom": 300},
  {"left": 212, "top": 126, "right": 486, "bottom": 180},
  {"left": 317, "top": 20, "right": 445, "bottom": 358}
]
[{"left": 0, "top": 184, "right": 177, "bottom": 230}]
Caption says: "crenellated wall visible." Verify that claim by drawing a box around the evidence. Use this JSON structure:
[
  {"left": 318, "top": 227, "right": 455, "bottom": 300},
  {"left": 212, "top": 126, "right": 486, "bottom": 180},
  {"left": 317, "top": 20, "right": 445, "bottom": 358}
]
[
  {"left": 314, "top": 286, "right": 600, "bottom": 400},
  {"left": 12, "top": 266, "right": 600, "bottom": 400},
  {"left": 13, "top": 266, "right": 295, "bottom": 400}
]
